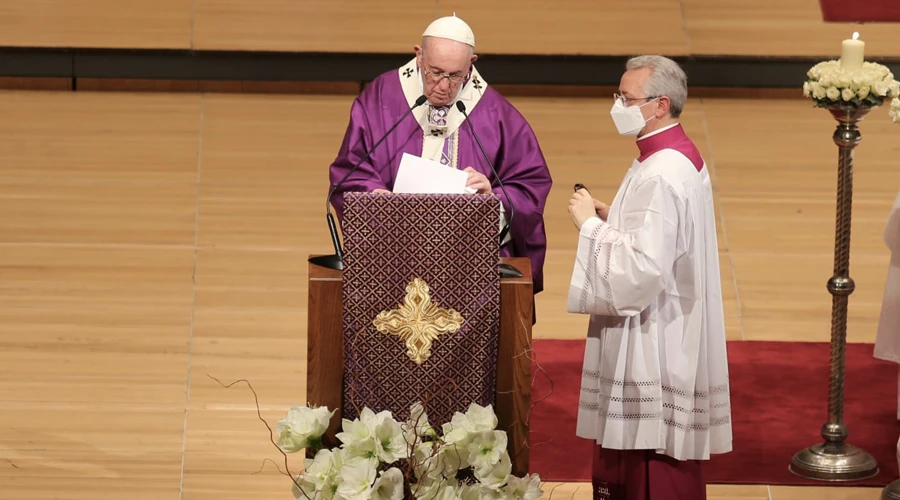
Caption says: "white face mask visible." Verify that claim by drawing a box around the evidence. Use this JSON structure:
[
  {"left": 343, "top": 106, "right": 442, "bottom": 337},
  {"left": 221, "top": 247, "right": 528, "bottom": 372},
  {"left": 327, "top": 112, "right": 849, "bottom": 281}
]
[{"left": 609, "top": 98, "right": 657, "bottom": 136}]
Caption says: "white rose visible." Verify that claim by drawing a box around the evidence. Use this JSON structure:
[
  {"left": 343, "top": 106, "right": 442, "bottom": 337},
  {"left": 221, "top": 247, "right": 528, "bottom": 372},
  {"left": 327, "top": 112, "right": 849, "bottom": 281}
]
[
  {"left": 890, "top": 81, "right": 900, "bottom": 97},
  {"left": 874, "top": 81, "right": 890, "bottom": 96},
  {"left": 276, "top": 404, "right": 335, "bottom": 453},
  {"left": 858, "top": 86, "right": 870, "bottom": 100},
  {"left": 837, "top": 73, "right": 852, "bottom": 88},
  {"left": 841, "top": 88, "right": 855, "bottom": 101},
  {"left": 803, "top": 81, "right": 812, "bottom": 97},
  {"left": 890, "top": 97, "right": 900, "bottom": 124},
  {"left": 826, "top": 86, "right": 841, "bottom": 100},
  {"left": 813, "top": 83, "right": 827, "bottom": 99}
]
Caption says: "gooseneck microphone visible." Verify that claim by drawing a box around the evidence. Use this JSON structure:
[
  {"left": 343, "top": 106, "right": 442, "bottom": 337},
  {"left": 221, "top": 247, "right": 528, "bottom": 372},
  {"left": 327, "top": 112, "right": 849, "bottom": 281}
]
[
  {"left": 309, "top": 94, "right": 429, "bottom": 270},
  {"left": 455, "top": 100, "right": 523, "bottom": 279}
]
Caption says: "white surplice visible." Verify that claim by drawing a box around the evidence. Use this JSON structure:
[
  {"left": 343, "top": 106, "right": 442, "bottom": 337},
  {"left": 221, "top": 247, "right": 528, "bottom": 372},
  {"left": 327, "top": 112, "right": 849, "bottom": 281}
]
[
  {"left": 873, "top": 189, "right": 900, "bottom": 419},
  {"left": 567, "top": 129, "right": 733, "bottom": 461}
]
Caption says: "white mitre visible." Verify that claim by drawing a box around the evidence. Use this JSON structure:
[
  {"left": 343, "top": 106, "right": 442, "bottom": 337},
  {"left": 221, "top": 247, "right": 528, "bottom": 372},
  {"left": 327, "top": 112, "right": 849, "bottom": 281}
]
[{"left": 422, "top": 14, "right": 475, "bottom": 48}]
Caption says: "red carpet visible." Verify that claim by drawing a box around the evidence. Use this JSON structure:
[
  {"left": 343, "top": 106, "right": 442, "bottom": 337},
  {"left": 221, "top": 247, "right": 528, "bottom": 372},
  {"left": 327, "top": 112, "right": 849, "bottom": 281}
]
[
  {"left": 528, "top": 339, "right": 900, "bottom": 486},
  {"left": 819, "top": 0, "right": 900, "bottom": 22}
]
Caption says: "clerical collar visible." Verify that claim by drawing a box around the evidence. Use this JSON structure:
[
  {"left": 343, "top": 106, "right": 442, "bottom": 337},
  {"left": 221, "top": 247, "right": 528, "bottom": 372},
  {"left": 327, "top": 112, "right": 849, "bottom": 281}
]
[
  {"left": 636, "top": 122, "right": 704, "bottom": 171},
  {"left": 637, "top": 123, "right": 679, "bottom": 142}
]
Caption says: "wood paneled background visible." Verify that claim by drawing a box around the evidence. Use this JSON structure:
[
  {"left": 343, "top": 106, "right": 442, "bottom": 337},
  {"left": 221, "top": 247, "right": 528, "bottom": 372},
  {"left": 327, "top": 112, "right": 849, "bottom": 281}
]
[{"left": 0, "top": 0, "right": 898, "bottom": 57}]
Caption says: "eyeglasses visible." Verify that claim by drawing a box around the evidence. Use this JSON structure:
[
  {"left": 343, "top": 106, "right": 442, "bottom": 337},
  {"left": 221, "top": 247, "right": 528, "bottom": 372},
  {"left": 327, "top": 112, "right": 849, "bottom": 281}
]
[
  {"left": 614, "top": 93, "right": 660, "bottom": 105},
  {"left": 423, "top": 69, "right": 467, "bottom": 84}
]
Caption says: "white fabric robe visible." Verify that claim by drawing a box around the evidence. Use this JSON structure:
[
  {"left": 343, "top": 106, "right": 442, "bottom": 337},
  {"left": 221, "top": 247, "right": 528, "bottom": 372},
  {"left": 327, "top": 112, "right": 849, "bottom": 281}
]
[
  {"left": 567, "top": 147, "right": 733, "bottom": 461},
  {"left": 873, "top": 189, "right": 900, "bottom": 419}
]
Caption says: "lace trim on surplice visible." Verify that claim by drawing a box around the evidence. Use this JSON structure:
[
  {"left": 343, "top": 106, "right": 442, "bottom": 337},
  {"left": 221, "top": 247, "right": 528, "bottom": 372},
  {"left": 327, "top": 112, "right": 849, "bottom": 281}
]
[
  {"left": 579, "top": 372, "right": 732, "bottom": 430},
  {"left": 580, "top": 223, "right": 617, "bottom": 316}
]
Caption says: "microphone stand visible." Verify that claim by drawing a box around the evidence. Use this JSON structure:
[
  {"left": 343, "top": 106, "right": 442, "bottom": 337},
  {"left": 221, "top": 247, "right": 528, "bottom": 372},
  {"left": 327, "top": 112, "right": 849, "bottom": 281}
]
[
  {"left": 309, "top": 95, "right": 428, "bottom": 270},
  {"left": 456, "top": 101, "right": 523, "bottom": 279}
]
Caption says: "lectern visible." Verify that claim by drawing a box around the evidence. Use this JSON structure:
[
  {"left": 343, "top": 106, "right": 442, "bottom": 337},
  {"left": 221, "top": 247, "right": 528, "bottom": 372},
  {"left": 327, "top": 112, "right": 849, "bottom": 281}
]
[{"left": 306, "top": 192, "right": 534, "bottom": 476}]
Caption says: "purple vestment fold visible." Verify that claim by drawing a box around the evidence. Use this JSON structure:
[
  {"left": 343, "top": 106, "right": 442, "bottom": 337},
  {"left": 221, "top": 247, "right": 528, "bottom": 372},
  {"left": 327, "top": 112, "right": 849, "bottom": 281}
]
[{"left": 327, "top": 67, "right": 552, "bottom": 293}]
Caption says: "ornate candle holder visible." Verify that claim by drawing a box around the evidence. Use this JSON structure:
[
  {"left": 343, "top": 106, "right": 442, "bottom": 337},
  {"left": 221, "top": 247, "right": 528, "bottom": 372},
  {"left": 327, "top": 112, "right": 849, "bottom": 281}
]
[
  {"left": 789, "top": 104, "right": 879, "bottom": 481},
  {"left": 790, "top": 55, "right": 898, "bottom": 482}
]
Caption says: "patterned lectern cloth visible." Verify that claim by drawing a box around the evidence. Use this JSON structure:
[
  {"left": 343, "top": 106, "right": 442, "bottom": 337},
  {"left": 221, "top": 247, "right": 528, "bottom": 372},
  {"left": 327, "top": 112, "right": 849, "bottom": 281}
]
[{"left": 341, "top": 193, "right": 501, "bottom": 426}]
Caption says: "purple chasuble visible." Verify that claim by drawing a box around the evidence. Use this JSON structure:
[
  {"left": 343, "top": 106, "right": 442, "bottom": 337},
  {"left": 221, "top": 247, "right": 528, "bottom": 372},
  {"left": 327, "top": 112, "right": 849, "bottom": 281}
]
[
  {"left": 636, "top": 124, "right": 703, "bottom": 171},
  {"left": 328, "top": 68, "right": 553, "bottom": 293}
]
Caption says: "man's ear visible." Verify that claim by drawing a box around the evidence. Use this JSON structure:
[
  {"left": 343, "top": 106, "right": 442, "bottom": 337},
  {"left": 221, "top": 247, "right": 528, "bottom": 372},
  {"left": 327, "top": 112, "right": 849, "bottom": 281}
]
[
  {"left": 657, "top": 96, "right": 671, "bottom": 118},
  {"left": 414, "top": 45, "right": 423, "bottom": 58},
  {"left": 471, "top": 53, "right": 478, "bottom": 64}
]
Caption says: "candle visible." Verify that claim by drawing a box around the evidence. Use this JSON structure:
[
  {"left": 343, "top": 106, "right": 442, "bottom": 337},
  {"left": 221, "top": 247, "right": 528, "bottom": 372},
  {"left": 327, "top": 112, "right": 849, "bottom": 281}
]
[{"left": 841, "top": 32, "right": 865, "bottom": 71}]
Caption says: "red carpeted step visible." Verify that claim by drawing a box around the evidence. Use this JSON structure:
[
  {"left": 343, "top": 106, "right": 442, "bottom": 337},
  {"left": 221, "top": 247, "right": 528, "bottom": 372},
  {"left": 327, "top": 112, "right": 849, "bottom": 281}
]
[
  {"left": 819, "top": 0, "right": 900, "bottom": 22},
  {"left": 529, "top": 339, "right": 900, "bottom": 486}
]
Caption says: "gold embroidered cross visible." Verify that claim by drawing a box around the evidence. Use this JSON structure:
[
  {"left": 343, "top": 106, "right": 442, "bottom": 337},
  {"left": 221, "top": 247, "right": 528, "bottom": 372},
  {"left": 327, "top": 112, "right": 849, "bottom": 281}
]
[{"left": 372, "top": 278, "right": 464, "bottom": 365}]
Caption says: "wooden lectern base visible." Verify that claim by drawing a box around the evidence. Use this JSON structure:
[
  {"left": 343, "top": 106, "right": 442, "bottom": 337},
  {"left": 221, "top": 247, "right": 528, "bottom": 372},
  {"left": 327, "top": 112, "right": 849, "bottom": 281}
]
[{"left": 307, "top": 256, "right": 534, "bottom": 477}]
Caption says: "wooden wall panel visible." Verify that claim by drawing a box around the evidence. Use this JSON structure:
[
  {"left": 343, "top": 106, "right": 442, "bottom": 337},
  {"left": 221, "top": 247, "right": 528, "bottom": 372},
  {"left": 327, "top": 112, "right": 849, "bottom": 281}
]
[
  {"left": 684, "top": 0, "right": 900, "bottom": 57},
  {"left": 0, "top": 0, "right": 897, "bottom": 59},
  {"left": 192, "top": 0, "right": 437, "bottom": 52},
  {"left": 439, "top": 0, "right": 689, "bottom": 55},
  {"left": 0, "top": 0, "right": 192, "bottom": 49}
]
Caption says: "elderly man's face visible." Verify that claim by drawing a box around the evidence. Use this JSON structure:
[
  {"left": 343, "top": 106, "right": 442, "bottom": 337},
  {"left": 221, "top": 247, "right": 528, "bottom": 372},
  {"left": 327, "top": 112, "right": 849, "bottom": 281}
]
[
  {"left": 617, "top": 67, "right": 660, "bottom": 122},
  {"left": 415, "top": 37, "right": 476, "bottom": 106}
]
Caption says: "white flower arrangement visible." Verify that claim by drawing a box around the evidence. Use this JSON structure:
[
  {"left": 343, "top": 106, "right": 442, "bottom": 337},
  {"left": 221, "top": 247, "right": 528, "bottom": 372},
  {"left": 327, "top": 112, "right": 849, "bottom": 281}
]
[
  {"left": 274, "top": 401, "right": 543, "bottom": 500},
  {"left": 803, "top": 60, "right": 900, "bottom": 109},
  {"left": 891, "top": 97, "right": 900, "bottom": 124}
]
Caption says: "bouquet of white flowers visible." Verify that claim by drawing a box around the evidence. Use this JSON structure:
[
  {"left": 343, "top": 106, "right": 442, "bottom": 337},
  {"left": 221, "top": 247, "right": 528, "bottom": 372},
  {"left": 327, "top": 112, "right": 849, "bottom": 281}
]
[
  {"left": 803, "top": 60, "right": 900, "bottom": 109},
  {"left": 274, "top": 401, "right": 543, "bottom": 500},
  {"left": 891, "top": 97, "right": 900, "bottom": 124}
]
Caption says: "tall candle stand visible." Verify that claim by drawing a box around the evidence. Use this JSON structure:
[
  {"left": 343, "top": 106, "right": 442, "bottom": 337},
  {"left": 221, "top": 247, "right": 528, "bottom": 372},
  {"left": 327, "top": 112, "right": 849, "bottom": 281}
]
[{"left": 789, "top": 104, "right": 879, "bottom": 481}]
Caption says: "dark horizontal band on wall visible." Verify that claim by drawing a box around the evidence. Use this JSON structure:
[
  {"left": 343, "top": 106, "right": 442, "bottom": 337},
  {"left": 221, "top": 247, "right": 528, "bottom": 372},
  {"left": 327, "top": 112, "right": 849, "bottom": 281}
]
[{"left": 1, "top": 47, "right": 899, "bottom": 88}]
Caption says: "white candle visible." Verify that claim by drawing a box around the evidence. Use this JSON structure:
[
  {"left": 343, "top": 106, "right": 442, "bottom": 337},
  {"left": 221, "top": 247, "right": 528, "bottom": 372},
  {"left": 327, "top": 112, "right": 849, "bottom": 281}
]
[{"left": 841, "top": 32, "right": 865, "bottom": 71}]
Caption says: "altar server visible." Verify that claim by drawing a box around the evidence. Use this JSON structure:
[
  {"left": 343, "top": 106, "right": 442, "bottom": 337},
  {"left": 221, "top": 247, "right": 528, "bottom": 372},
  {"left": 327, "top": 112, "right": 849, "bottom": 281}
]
[{"left": 566, "top": 55, "right": 733, "bottom": 500}]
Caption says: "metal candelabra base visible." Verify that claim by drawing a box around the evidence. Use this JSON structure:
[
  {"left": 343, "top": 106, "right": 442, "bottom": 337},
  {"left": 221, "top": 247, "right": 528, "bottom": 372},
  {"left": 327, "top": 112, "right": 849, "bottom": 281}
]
[
  {"left": 883, "top": 479, "right": 900, "bottom": 500},
  {"left": 790, "top": 442, "right": 878, "bottom": 481},
  {"left": 789, "top": 105, "right": 879, "bottom": 482}
]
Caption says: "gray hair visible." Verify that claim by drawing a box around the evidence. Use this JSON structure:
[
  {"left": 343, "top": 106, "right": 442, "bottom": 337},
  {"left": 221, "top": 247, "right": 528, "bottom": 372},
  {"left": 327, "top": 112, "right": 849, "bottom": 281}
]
[{"left": 626, "top": 55, "right": 688, "bottom": 118}]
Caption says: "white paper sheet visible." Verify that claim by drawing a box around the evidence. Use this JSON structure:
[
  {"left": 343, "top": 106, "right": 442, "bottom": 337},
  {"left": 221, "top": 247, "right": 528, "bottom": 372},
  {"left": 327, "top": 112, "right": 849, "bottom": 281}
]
[{"left": 393, "top": 153, "right": 475, "bottom": 194}]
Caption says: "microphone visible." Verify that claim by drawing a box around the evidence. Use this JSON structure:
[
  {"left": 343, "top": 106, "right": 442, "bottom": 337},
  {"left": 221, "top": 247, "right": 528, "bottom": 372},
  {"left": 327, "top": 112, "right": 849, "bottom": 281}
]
[
  {"left": 455, "top": 100, "right": 523, "bottom": 279},
  {"left": 309, "top": 94, "right": 429, "bottom": 270}
]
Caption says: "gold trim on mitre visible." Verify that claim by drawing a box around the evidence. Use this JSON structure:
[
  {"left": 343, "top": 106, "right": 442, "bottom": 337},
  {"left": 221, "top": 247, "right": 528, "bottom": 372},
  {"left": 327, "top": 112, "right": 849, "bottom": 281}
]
[{"left": 372, "top": 278, "right": 464, "bottom": 365}]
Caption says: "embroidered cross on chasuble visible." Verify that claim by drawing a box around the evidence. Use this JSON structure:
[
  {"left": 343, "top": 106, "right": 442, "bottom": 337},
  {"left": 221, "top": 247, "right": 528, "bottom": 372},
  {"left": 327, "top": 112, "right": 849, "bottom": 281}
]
[{"left": 340, "top": 192, "right": 501, "bottom": 425}]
